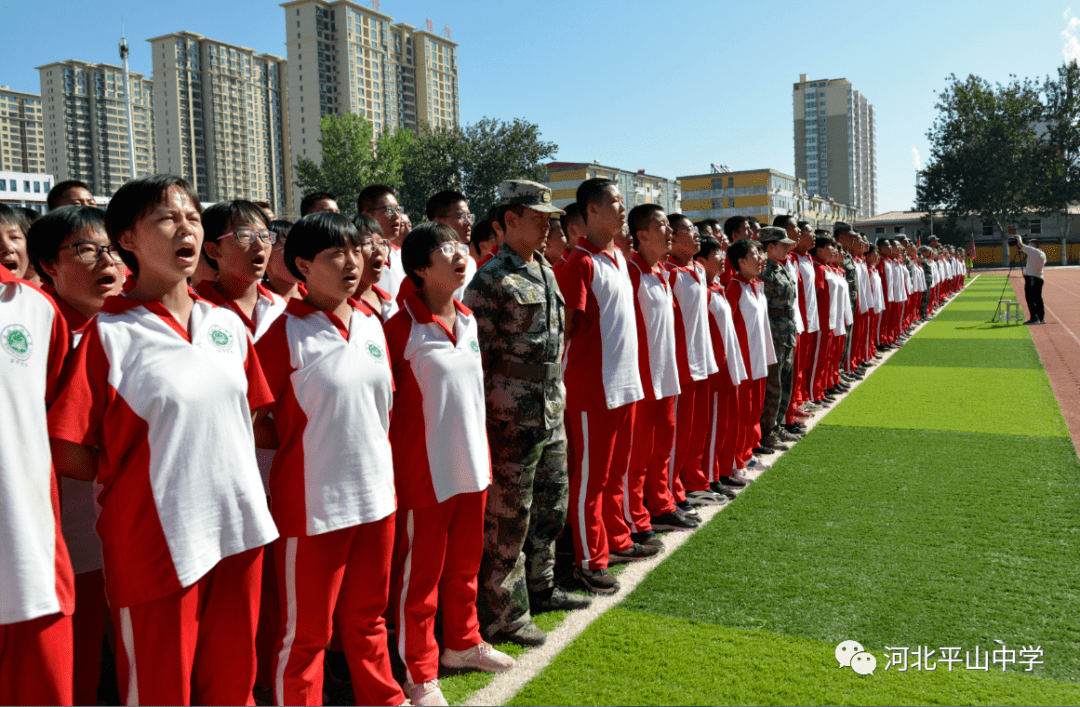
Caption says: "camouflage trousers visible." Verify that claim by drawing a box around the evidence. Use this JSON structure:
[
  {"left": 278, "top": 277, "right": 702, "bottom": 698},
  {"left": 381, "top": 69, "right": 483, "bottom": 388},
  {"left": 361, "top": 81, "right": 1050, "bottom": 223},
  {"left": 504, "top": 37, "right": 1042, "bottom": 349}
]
[
  {"left": 920, "top": 290, "right": 929, "bottom": 319},
  {"left": 760, "top": 341, "right": 795, "bottom": 435},
  {"left": 476, "top": 420, "right": 568, "bottom": 636}
]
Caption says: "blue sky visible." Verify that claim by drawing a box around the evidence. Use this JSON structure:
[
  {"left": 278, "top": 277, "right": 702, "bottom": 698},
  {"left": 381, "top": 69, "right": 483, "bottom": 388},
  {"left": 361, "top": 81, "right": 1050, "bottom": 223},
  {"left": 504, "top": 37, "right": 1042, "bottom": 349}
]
[{"left": 1, "top": 0, "right": 1075, "bottom": 213}]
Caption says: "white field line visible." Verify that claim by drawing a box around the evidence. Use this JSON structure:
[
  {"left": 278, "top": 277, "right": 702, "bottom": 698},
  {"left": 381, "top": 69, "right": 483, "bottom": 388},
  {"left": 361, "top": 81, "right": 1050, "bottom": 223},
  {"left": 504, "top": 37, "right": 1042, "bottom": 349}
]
[{"left": 462, "top": 283, "right": 972, "bottom": 706}]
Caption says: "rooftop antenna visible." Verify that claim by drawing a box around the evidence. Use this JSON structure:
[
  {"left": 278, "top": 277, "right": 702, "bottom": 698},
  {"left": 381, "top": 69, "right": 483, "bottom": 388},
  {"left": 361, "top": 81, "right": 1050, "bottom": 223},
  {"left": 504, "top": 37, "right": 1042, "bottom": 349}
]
[{"left": 119, "top": 20, "right": 137, "bottom": 180}]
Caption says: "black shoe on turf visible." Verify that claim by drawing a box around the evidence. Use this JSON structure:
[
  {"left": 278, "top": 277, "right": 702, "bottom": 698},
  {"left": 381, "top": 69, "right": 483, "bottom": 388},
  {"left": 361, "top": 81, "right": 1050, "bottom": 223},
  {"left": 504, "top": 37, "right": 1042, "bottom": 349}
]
[
  {"left": 710, "top": 482, "right": 738, "bottom": 499},
  {"left": 676, "top": 500, "right": 701, "bottom": 518},
  {"left": 630, "top": 529, "right": 666, "bottom": 548},
  {"left": 609, "top": 542, "right": 662, "bottom": 564},
  {"left": 573, "top": 566, "right": 620, "bottom": 595},
  {"left": 716, "top": 475, "right": 748, "bottom": 489},
  {"left": 753, "top": 446, "right": 776, "bottom": 455},
  {"left": 530, "top": 586, "right": 592, "bottom": 613},
  {"left": 651, "top": 510, "right": 698, "bottom": 530}
]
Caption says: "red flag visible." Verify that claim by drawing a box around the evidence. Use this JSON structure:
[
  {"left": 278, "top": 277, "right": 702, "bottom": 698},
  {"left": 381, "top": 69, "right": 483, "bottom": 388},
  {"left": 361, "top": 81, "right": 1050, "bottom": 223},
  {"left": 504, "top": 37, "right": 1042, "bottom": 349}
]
[
  {"left": 917, "top": 235, "right": 922, "bottom": 247},
  {"left": 968, "top": 234, "right": 977, "bottom": 262}
]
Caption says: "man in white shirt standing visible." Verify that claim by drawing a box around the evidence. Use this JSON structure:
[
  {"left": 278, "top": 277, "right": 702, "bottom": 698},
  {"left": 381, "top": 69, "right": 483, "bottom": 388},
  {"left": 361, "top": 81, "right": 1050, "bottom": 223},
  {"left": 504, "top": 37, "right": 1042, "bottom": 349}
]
[{"left": 1017, "top": 234, "right": 1047, "bottom": 324}]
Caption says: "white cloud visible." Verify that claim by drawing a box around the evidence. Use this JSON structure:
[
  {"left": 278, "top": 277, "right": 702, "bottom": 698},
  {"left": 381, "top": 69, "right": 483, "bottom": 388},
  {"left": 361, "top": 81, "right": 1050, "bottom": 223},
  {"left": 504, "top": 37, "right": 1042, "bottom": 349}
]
[
  {"left": 912, "top": 147, "right": 921, "bottom": 173},
  {"left": 1064, "top": 8, "right": 1080, "bottom": 63}
]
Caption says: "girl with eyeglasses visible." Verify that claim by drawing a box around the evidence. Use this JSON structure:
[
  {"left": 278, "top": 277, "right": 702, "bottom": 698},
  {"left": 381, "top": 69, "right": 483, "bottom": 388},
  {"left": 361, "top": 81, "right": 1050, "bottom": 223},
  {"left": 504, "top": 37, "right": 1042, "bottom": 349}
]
[
  {"left": 195, "top": 200, "right": 288, "bottom": 341},
  {"left": 48, "top": 175, "right": 278, "bottom": 706},
  {"left": 386, "top": 222, "right": 513, "bottom": 707},
  {"left": 264, "top": 219, "right": 304, "bottom": 302},
  {"left": 26, "top": 205, "right": 123, "bottom": 706},
  {"left": 351, "top": 213, "right": 398, "bottom": 322}
]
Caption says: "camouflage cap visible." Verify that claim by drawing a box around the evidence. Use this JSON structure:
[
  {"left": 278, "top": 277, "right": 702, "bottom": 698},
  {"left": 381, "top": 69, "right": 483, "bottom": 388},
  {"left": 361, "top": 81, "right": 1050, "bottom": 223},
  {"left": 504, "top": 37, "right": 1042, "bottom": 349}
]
[
  {"left": 499, "top": 179, "right": 565, "bottom": 214},
  {"left": 759, "top": 226, "right": 796, "bottom": 245}
]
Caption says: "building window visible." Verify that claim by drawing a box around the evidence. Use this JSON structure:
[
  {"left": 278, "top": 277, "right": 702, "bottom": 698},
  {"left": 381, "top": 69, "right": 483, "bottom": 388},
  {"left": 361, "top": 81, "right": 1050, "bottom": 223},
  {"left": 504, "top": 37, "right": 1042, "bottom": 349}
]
[
  {"left": 875, "top": 227, "right": 885, "bottom": 234},
  {"left": 1030, "top": 219, "right": 1041, "bottom": 234},
  {"left": 893, "top": 226, "right": 904, "bottom": 233},
  {"left": 982, "top": 224, "right": 994, "bottom": 236}
]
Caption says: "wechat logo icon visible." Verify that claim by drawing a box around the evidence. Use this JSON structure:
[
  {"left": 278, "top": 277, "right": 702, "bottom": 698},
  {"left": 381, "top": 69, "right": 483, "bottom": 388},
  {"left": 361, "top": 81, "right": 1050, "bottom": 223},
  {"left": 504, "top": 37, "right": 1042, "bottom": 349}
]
[
  {"left": 1, "top": 324, "right": 32, "bottom": 361},
  {"left": 836, "top": 639, "right": 876, "bottom": 676}
]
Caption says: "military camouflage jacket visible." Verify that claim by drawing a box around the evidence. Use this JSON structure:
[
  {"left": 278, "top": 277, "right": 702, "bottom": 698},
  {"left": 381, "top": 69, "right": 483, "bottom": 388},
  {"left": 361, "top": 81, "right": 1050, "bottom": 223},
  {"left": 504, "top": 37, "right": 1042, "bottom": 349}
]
[
  {"left": 922, "top": 260, "right": 933, "bottom": 288},
  {"left": 463, "top": 247, "right": 566, "bottom": 430},
  {"left": 841, "top": 249, "right": 859, "bottom": 308},
  {"left": 760, "top": 259, "right": 798, "bottom": 349}
]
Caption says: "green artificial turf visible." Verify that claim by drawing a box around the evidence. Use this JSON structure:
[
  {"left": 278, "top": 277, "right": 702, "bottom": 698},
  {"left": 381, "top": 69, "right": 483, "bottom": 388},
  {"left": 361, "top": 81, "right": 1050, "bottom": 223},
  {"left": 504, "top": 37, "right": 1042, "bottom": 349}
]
[
  {"left": 498, "top": 276, "right": 1080, "bottom": 705},
  {"left": 509, "top": 610, "right": 1080, "bottom": 707}
]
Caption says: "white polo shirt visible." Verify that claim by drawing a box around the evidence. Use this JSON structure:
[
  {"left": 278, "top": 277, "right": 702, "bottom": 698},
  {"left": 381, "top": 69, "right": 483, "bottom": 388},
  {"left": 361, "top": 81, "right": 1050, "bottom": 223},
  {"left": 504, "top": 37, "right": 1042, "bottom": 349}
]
[
  {"left": 1022, "top": 244, "right": 1046, "bottom": 279},
  {"left": 792, "top": 251, "right": 820, "bottom": 334},
  {"left": 628, "top": 253, "right": 680, "bottom": 401},
  {"left": 49, "top": 292, "right": 278, "bottom": 608},
  {"left": 0, "top": 268, "right": 75, "bottom": 625},
  {"left": 257, "top": 299, "right": 395, "bottom": 536},
  {"left": 725, "top": 275, "right": 776, "bottom": 381},
  {"left": 667, "top": 258, "right": 719, "bottom": 384},
  {"left": 707, "top": 284, "right": 748, "bottom": 387},
  {"left": 556, "top": 240, "right": 643, "bottom": 412},
  {"left": 384, "top": 292, "right": 489, "bottom": 510}
]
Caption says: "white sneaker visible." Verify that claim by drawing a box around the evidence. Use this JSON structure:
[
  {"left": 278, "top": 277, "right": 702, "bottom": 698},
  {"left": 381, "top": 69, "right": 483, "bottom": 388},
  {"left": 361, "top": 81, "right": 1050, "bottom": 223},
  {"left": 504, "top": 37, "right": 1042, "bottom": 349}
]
[
  {"left": 440, "top": 641, "right": 515, "bottom": 673},
  {"left": 404, "top": 679, "right": 448, "bottom": 707}
]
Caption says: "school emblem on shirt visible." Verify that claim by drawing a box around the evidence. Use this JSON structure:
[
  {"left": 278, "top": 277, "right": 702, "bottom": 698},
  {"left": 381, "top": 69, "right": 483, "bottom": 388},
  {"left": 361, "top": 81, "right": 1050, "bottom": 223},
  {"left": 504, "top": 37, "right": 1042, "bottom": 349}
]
[
  {"left": 208, "top": 325, "right": 234, "bottom": 351},
  {"left": 1, "top": 324, "right": 32, "bottom": 361},
  {"left": 365, "top": 340, "right": 384, "bottom": 361},
  {"left": 469, "top": 338, "right": 480, "bottom": 354}
]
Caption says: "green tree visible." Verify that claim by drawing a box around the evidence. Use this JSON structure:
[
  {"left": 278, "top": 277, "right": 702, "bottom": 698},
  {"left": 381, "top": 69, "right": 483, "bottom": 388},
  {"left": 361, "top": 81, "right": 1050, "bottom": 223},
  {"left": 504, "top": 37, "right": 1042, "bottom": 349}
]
[
  {"left": 459, "top": 117, "right": 557, "bottom": 220},
  {"left": 294, "top": 113, "right": 414, "bottom": 215},
  {"left": 916, "top": 73, "right": 1043, "bottom": 265},
  {"left": 396, "top": 122, "right": 468, "bottom": 221}
]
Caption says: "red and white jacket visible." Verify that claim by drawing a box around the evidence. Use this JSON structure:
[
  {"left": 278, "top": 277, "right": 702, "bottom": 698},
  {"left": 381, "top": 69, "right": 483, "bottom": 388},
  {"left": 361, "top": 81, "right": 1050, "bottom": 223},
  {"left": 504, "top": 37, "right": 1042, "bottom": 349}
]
[
  {"left": 627, "top": 253, "right": 680, "bottom": 402},
  {"left": 724, "top": 275, "right": 776, "bottom": 381},
  {"left": 555, "top": 240, "right": 643, "bottom": 412},
  {"left": 48, "top": 291, "right": 278, "bottom": 608},
  {"left": 0, "top": 268, "right": 74, "bottom": 624},
  {"left": 666, "top": 257, "right": 719, "bottom": 385},
  {"left": 384, "top": 292, "right": 490, "bottom": 510},
  {"left": 256, "top": 299, "right": 395, "bottom": 537},
  {"left": 707, "top": 283, "right": 748, "bottom": 388},
  {"left": 194, "top": 281, "right": 287, "bottom": 341}
]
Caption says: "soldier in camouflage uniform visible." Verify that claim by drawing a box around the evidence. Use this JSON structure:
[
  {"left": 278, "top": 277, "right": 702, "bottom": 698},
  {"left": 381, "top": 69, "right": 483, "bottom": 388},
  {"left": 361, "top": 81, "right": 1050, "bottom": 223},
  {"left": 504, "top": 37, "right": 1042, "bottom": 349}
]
[
  {"left": 919, "top": 245, "right": 934, "bottom": 318},
  {"left": 758, "top": 227, "right": 800, "bottom": 450},
  {"left": 463, "top": 179, "right": 591, "bottom": 648}
]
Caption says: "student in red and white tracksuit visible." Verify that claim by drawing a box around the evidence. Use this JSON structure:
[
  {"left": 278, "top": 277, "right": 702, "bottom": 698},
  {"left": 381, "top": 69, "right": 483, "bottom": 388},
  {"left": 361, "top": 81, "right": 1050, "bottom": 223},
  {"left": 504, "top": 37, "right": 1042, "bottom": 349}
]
[
  {"left": 48, "top": 176, "right": 278, "bottom": 707},
  {"left": 195, "top": 201, "right": 289, "bottom": 695},
  {"left": 352, "top": 214, "right": 400, "bottom": 323},
  {"left": 26, "top": 205, "right": 124, "bottom": 706},
  {"left": 0, "top": 243, "right": 75, "bottom": 706},
  {"left": 555, "top": 180, "right": 646, "bottom": 593},
  {"left": 696, "top": 236, "right": 748, "bottom": 488},
  {"left": 725, "top": 239, "right": 775, "bottom": 472},
  {"left": 254, "top": 213, "right": 404, "bottom": 707},
  {"left": 623, "top": 206, "right": 689, "bottom": 539},
  {"left": 665, "top": 215, "right": 720, "bottom": 505},
  {"left": 788, "top": 225, "right": 819, "bottom": 415},
  {"left": 385, "top": 223, "right": 513, "bottom": 706},
  {"left": 808, "top": 238, "right": 836, "bottom": 403}
]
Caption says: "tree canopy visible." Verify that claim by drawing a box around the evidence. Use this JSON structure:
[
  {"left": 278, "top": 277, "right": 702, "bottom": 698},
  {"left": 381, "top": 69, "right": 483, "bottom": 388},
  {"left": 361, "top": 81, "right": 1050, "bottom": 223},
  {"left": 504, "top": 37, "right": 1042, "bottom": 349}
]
[
  {"left": 295, "top": 115, "right": 557, "bottom": 221},
  {"left": 916, "top": 62, "right": 1080, "bottom": 252}
]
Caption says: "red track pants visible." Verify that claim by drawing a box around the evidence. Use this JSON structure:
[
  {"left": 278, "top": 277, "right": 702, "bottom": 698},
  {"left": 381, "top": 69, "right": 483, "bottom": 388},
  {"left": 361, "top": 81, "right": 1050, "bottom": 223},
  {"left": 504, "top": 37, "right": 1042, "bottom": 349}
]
[
  {"left": 274, "top": 515, "right": 402, "bottom": 706},
  {"left": 706, "top": 373, "right": 741, "bottom": 480},
  {"left": 567, "top": 403, "right": 635, "bottom": 570},
  {"left": 0, "top": 611, "right": 72, "bottom": 706},
  {"left": 394, "top": 491, "right": 485, "bottom": 686},
  {"left": 72, "top": 569, "right": 108, "bottom": 706},
  {"left": 113, "top": 546, "right": 263, "bottom": 706},
  {"left": 672, "top": 378, "right": 713, "bottom": 495},
  {"left": 626, "top": 396, "right": 677, "bottom": 532}
]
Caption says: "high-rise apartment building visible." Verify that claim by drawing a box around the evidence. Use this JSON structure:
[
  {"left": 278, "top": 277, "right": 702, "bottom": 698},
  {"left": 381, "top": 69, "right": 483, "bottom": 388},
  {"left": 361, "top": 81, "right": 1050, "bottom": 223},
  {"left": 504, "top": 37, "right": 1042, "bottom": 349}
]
[
  {"left": 793, "top": 74, "right": 877, "bottom": 220},
  {"left": 0, "top": 87, "right": 46, "bottom": 174},
  {"left": 147, "top": 31, "right": 291, "bottom": 212},
  {"left": 281, "top": 0, "right": 460, "bottom": 212},
  {"left": 37, "top": 60, "right": 155, "bottom": 196}
]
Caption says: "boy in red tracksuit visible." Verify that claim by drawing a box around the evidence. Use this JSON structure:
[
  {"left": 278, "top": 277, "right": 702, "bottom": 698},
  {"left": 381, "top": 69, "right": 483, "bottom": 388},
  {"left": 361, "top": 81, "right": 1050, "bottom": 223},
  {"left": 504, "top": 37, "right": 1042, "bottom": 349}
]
[
  {"left": 724, "top": 239, "right": 775, "bottom": 478},
  {"left": 556, "top": 179, "right": 649, "bottom": 596},
  {"left": 623, "top": 205, "right": 698, "bottom": 543},
  {"left": 665, "top": 214, "right": 721, "bottom": 507}
]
